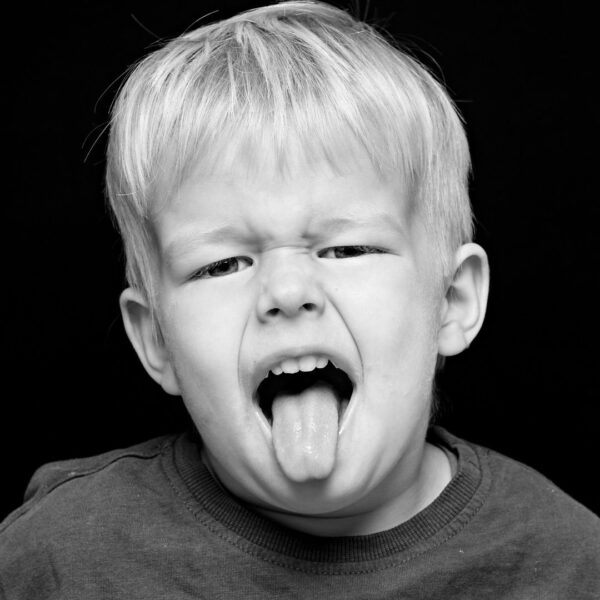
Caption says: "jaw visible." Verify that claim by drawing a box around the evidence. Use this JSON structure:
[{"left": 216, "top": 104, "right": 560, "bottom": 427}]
[{"left": 196, "top": 373, "right": 438, "bottom": 537}]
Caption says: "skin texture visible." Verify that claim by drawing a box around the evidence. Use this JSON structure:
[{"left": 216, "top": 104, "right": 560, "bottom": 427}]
[{"left": 121, "top": 151, "right": 489, "bottom": 536}]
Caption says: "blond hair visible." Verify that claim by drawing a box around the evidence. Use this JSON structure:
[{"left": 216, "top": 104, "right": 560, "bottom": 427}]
[{"left": 106, "top": 0, "right": 472, "bottom": 314}]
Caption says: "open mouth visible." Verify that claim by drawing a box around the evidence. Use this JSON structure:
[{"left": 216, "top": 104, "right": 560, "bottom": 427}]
[{"left": 256, "top": 361, "right": 354, "bottom": 425}]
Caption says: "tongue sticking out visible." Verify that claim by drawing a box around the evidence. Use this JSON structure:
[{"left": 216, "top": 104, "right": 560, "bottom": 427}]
[{"left": 271, "top": 383, "right": 340, "bottom": 482}]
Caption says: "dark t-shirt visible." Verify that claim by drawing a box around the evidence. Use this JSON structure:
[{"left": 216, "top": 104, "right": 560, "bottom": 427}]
[{"left": 1, "top": 427, "right": 599, "bottom": 599}]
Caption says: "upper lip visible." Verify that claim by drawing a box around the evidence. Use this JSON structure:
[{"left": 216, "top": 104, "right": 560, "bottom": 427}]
[{"left": 247, "top": 344, "right": 358, "bottom": 399}]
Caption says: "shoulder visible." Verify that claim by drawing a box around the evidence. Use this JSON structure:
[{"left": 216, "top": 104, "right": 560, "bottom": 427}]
[
  {"left": 0, "top": 431, "right": 217, "bottom": 598},
  {"left": 479, "top": 436, "right": 597, "bottom": 527},
  {"left": 27, "top": 435, "right": 173, "bottom": 502},
  {"left": 0, "top": 434, "right": 179, "bottom": 559},
  {"left": 436, "top": 427, "right": 600, "bottom": 560},
  {"left": 3, "top": 434, "right": 176, "bottom": 523}
]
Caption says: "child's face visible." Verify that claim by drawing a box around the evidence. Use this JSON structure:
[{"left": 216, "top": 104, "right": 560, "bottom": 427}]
[{"left": 152, "top": 151, "right": 445, "bottom": 524}]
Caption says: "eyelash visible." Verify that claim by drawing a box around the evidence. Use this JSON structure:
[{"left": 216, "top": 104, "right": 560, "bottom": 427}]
[
  {"left": 189, "top": 246, "right": 386, "bottom": 280},
  {"left": 190, "top": 257, "right": 253, "bottom": 280},
  {"left": 317, "top": 245, "right": 386, "bottom": 259}
]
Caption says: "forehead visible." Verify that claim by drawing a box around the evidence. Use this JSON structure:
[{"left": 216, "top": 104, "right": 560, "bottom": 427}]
[
  {"left": 157, "top": 141, "right": 413, "bottom": 241},
  {"left": 152, "top": 125, "right": 416, "bottom": 209}
]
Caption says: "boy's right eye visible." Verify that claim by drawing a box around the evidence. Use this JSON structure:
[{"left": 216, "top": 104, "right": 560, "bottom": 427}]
[{"left": 189, "top": 256, "right": 253, "bottom": 280}]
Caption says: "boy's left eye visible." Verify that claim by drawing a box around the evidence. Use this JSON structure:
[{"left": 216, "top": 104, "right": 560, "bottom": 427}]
[{"left": 318, "top": 245, "right": 386, "bottom": 259}]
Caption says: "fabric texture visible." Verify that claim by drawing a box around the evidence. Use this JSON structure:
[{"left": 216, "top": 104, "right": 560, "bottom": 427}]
[{"left": 1, "top": 427, "right": 599, "bottom": 599}]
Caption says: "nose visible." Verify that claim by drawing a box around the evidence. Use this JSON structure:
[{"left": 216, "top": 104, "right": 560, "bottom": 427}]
[{"left": 256, "top": 254, "right": 325, "bottom": 321}]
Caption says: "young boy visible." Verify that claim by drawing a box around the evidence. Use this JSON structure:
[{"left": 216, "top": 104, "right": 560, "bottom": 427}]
[{"left": 1, "top": 1, "right": 598, "bottom": 597}]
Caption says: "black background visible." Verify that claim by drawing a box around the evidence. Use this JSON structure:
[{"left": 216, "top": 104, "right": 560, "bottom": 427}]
[{"left": 4, "top": 1, "right": 598, "bottom": 521}]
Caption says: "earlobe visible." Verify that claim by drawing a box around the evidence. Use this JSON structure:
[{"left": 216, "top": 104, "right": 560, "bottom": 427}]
[
  {"left": 438, "top": 243, "right": 490, "bottom": 357},
  {"left": 119, "top": 288, "right": 181, "bottom": 396}
]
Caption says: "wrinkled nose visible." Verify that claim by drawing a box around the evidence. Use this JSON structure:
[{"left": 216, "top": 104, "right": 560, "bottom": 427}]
[{"left": 256, "top": 254, "right": 325, "bottom": 321}]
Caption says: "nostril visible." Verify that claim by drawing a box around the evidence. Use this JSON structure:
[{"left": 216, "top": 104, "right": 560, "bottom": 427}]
[{"left": 264, "top": 303, "right": 317, "bottom": 318}]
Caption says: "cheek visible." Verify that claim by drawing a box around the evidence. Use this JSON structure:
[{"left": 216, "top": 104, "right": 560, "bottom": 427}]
[
  {"left": 334, "top": 265, "right": 439, "bottom": 349},
  {"left": 158, "top": 290, "right": 247, "bottom": 400},
  {"left": 334, "top": 266, "right": 441, "bottom": 409}
]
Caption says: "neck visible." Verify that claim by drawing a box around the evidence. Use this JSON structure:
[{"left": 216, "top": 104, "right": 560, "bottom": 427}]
[{"left": 248, "top": 442, "right": 451, "bottom": 537}]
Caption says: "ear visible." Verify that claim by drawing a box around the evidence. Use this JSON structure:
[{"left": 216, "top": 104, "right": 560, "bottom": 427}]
[
  {"left": 438, "top": 243, "right": 490, "bottom": 357},
  {"left": 119, "top": 288, "right": 181, "bottom": 395}
]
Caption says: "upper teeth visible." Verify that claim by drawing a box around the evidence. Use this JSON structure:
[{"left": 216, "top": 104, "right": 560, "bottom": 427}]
[{"left": 270, "top": 355, "right": 328, "bottom": 376}]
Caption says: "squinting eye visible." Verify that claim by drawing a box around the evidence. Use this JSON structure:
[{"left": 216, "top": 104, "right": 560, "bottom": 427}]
[
  {"left": 318, "top": 245, "right": 386, "bottom": 259},
  {"left": 190, "top": 256, "right": 253, "bottom": 280}
]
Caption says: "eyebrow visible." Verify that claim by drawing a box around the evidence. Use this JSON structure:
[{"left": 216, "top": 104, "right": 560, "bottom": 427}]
[
  {"left": 164, "top": 225, "right": 246, "bottom": 265},
  {"left": 313, "top": 214, "right": 405, "bottom": 236},
  {"left": 164, "top": 213, "right": 406, "bottom": 264}
]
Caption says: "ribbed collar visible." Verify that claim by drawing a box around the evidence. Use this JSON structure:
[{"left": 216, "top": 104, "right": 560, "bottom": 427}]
[{"left": 169, "top": 427, "right": 489, "bottom": 564}]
